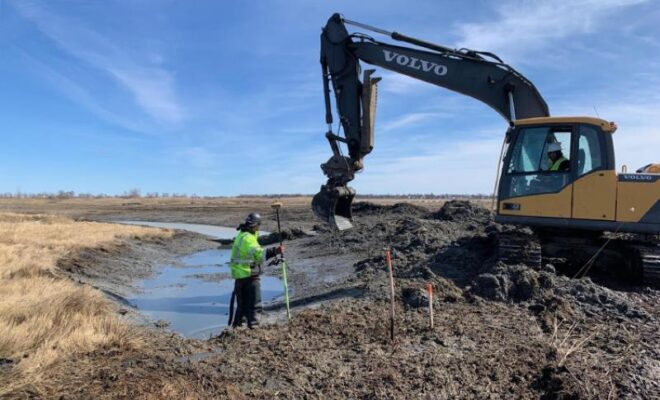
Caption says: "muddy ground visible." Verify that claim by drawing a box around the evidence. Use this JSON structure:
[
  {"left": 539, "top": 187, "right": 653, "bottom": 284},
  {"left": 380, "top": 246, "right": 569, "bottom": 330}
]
[{"left": 1, "top": 198, "right": 658, "bottom": 399}]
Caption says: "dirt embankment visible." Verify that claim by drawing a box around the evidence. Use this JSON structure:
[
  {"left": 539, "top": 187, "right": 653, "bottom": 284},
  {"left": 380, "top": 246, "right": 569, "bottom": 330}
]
[
  {"left": 59, "top": 230, "right": 217, "bottom": 299},
  {"left": 1, "top": 200, "right": 658, "bottom": 399}
]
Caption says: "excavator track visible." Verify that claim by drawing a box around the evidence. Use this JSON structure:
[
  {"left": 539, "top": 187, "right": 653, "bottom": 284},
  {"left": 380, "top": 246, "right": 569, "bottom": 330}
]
[
  {"left": 496, "top": 231, "right": 542, "bottom": 268},
  {"left": 496, "top": 231, "right": 660, "bottom": 286},
  {"left": 639, "top": 245, "right": 660, "bottom": 286}
]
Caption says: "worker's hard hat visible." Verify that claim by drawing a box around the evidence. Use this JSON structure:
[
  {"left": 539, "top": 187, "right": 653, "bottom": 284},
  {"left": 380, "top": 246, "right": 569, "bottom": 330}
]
[
  {"left": 244, "top": 212, "right": 262, "bottom": 227},
  {"left": 547, "top": 142, "right": 562, "bottom": 153}
]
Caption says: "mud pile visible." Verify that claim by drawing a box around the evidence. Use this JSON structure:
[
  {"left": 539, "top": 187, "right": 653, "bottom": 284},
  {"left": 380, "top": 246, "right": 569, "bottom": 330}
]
[
  {"left": 318, "top": 201, "right": 649, "bottom": 317},
  {"left": 351, "top": 201, "right": 429, "bottom": 218},
  {"left": 429, "top": 199, "right": 494, "bottom": 223},
  {"left": 259, "top": 227, "right": 312, "bottom": 245},
  {"left": 290, "top": 200, "right": 658, "bottom": 398},
  {"left": 330, "top": 201, "right": 500, "bottom": 300}
]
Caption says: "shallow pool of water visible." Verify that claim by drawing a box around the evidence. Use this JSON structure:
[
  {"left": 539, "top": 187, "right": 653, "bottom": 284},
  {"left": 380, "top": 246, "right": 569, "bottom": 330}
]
[
  {"left": 113, "top": 220, "right": 240, "bottom": 239},
  {"left": 130, "top": 249, "right": 283, "bottom": 339},
  {"left": 116, "top": 221, "right": 281, "bottom": 339}
]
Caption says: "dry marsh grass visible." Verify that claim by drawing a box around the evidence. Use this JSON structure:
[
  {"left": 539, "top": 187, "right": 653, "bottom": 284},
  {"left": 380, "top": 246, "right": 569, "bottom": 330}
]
[{"left": 0, "top": 213, "right": 173, "bottom": 395}]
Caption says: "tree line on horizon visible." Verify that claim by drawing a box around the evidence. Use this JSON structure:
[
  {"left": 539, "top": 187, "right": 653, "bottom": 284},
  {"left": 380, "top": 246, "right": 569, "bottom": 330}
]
[{"left": 0, "top": 190, "right": 494, "bottom": 200}]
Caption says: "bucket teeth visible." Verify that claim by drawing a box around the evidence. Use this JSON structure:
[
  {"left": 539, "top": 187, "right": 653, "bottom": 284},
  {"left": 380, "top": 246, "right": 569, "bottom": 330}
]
[{"left": 312, "top": 185, "right": 356, "bottom": 230}]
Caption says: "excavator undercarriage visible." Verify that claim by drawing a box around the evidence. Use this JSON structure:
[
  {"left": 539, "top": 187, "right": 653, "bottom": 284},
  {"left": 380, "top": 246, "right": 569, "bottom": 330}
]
[{"left": 496, "top": 229, "right": 660, "bottom": 286}]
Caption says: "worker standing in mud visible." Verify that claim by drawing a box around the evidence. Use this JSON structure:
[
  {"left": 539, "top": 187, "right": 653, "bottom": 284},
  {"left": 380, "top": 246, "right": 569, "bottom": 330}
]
[{"left": 229, "top": 213, "right": 283, "bottom": 328}]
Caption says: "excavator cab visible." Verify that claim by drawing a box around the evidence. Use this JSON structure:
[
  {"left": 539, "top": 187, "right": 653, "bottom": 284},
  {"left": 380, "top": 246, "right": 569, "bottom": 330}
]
[{"left": 497, "top": 117, "right": 659, "bottom": 235}]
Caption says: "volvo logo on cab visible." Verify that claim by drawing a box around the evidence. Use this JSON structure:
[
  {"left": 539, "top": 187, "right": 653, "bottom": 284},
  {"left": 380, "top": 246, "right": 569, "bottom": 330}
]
[
  {"left": 620, "top": 174, "right": 655, "bottom": 182},
  {"left": 382, "top": 50, "right": 448, "bottom": 76}
]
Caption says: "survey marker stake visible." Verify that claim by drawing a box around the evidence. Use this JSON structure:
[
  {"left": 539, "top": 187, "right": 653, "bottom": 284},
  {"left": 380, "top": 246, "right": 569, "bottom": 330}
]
[
  {"left": 385, "top": 248, "right": 395, "bottom": 341},
  {"left": 271, "top": 202, "right": 291, "bottom": 320},
  {"left": 427, "top": 283, "right": 434, "bottom": 329}
]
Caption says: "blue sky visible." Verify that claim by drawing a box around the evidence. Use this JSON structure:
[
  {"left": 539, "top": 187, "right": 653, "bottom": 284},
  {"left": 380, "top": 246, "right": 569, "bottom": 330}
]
[{"left": 1, "top": 0, "right": 658, "bottom": 196}]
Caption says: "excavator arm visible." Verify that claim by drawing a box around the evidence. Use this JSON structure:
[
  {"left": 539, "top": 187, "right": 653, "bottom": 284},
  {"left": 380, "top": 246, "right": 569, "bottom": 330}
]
[{"left": 313, "top": 13, "right": 549, "bottom": 229}]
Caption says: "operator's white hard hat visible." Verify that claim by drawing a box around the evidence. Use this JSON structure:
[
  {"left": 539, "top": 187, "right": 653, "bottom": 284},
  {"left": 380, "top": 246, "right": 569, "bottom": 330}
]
[{"left": 547, "top": 142, "right": 562, "bottom": 153}]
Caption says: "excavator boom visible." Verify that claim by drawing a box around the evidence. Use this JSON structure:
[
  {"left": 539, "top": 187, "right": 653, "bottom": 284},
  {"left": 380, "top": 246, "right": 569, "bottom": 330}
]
[{"left": 313, "top": 13, "right": 549, "bottom": 229}]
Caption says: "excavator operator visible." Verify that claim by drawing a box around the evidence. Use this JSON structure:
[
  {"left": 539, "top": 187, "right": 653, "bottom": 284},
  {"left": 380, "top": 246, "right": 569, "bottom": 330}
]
[
  {"left": 547, "top": 143, "right": 570, "bottom": 172},
  {"left": 229, "top": 213, "right": 283, "bottom": 328}
]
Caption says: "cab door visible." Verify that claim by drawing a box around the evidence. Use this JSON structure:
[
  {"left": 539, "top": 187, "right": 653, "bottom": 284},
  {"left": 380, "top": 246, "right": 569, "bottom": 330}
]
[
  {"left": 499, "top": 125, "right": 574, "bottom": 218},
  {"left": 571, "top": 124, "right": 617, "bottom": 220}
]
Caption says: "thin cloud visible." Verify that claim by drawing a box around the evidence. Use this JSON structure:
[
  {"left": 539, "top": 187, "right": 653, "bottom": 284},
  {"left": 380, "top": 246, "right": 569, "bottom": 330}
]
[
  {"left": 11, "top": 1, "right": 185, "bottom": 125},
  {"left": 13, "top": 46, "right": 150, "bottom": 133},
  {"left": 455, "top": 0, "right": 649, "bottom": 62},
  {"left": 380, "top": 112, "right": 446, "bottom": 132}
]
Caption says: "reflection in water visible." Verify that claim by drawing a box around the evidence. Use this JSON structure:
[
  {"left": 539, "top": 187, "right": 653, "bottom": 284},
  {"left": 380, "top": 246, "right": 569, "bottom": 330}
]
[
  {"left": 114, "top": 221, "right": 239, "bottom": 239},
  {"left": 114, "top": 221, "right": 268, "bottom": 239},
  {"left": 130, "top": 249, "right": 282, "bottom": 339}
]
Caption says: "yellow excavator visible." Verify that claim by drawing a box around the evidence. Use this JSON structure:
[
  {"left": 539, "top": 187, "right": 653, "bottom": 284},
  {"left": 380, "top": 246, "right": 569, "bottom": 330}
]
[{"left": 312, "top": 14, "right": 660, "bottom": 284}]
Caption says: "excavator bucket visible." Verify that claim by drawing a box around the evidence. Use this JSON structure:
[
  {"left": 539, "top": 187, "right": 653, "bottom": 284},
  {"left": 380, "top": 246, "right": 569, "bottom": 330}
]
[{"left": 312, "top": 184, "right": 356, "bottom": 230}]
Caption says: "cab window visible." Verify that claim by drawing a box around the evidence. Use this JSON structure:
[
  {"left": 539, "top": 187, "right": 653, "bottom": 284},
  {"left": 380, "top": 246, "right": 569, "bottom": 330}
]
[
  {"left": 503, "top": 127, "right": 572, "bottom": 198},
  {"left": 577, "top": 125, "right": 604, "bottom": 176},
  {"left": 506, "top": 127, "right": 547, "bottom": 173}
]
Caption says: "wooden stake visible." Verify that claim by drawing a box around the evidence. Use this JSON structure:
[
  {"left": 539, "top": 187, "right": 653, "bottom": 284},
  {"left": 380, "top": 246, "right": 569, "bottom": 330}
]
[
  {"left": 386, "top": 249, "right": 395, "bottom": 341},
  {"left": 427, "top": 283, "right": 434, "bottom": 329}
]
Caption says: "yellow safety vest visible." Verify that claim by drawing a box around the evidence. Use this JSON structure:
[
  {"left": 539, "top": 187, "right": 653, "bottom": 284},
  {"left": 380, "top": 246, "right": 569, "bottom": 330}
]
[
  {"left": 550, "top": 156, "right": 568, "bottom": 171},
  {"left": 229, "top": 231, "right": 265, "bottom": 279}
]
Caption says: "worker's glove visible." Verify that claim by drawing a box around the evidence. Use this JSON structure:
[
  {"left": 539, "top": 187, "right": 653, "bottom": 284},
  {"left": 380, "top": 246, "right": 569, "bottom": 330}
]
[
  {"left": 276, "top": 245, "right": 285, "bottom": 255},
  {"left": 266, "top": 246, "right": 282, "bottom": 260},
  {"left": 267, "top": 257, "right": 283, "bottom": 266}
]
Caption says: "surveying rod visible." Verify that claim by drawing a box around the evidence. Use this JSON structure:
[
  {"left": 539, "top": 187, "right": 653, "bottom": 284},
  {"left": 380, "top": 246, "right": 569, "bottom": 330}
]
[{"left": 271, "top": 202, "right": 291, "bottom": 320}]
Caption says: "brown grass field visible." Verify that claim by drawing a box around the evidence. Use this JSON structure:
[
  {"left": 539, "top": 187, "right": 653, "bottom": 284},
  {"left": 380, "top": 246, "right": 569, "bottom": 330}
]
[
  {"left": 0, "top": 213, "right": 172, "bottom": 396},
  {"left": 0, "top": 196, "right": 492, "bottom": 221}
]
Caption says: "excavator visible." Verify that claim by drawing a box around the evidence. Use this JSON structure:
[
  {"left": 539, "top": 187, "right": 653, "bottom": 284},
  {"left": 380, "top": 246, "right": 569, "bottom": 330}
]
[{"left": 312, "top": 14, "right": 660, "bottom": 284}]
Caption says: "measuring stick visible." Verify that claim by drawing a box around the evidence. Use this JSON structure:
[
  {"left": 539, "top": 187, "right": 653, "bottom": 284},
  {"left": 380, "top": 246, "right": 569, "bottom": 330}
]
[
  {"left": 386, "top": 249, "right": 395, "bottom": 341},
  {"left": 271, "top": 202, "right": 291, "bottom": 320},
  {"left": 281, "top": 259, "right": 291, "bottom": 320}
]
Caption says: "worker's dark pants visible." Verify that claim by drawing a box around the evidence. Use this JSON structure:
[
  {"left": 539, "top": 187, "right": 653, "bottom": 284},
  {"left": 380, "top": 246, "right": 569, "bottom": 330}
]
[{"left": 232, "top": 276, "right": 261, "bottom": 328}]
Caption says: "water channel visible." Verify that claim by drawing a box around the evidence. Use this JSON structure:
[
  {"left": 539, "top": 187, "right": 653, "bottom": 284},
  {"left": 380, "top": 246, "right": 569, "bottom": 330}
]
[{"left": 114, "top": 221, "right": 283, "bottom": 339}]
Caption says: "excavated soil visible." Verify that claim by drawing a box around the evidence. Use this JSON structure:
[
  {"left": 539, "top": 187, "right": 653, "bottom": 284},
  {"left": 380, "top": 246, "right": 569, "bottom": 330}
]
[{"left": 1, "top": 199, "right": 658, "bottom": 399}]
